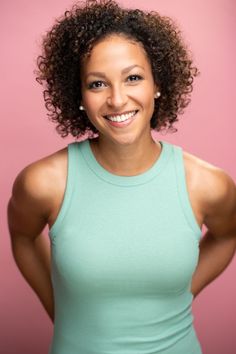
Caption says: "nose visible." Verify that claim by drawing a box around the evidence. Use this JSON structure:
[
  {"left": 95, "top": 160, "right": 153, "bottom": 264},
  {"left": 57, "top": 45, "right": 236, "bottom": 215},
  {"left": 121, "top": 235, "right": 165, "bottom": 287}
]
[{"left": 106, "top": 85, "right": 128, "bottom": 109}]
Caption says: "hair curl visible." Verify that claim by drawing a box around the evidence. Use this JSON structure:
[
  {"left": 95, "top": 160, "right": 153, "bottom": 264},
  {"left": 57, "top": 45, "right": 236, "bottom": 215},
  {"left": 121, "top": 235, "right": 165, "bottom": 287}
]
[{"left": 35, "top": 0, "right": 199, "bottom": 139}]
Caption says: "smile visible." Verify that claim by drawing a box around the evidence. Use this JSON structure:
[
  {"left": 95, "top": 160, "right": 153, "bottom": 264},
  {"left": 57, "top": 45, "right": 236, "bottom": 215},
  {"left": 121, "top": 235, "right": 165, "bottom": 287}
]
[{"left": 104, "top": 110, "right": 138, "bottom": 122}]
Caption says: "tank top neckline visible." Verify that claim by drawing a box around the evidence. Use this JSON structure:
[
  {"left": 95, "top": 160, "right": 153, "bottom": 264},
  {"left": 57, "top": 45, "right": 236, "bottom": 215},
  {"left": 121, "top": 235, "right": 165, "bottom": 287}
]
[{"left": 79, "top": 138, "right": 172, "bottom": 186}]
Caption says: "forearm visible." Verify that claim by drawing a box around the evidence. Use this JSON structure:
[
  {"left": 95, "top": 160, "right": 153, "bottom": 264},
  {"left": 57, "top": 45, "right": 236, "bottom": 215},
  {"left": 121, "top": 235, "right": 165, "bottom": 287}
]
[
  {"left": 11, "top": 232, "right": 54, "bottom": 322},
  {"left": 191, "top": 230, "right": 236, "bottom": 298}
]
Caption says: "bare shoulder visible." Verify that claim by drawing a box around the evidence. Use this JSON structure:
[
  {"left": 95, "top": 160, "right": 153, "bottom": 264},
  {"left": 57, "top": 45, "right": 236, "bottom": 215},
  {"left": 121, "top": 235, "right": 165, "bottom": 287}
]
[
  {"left": 9, "top": 146, "right": 68, "bottom": 227},
  {"left": 183, "top": 149, "right": 236, "bottom": 237}
]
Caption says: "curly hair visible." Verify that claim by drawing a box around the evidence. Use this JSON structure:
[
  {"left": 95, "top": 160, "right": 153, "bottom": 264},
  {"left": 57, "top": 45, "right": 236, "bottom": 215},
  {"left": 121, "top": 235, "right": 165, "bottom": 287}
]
[{"left": 35, "top": 0, "right": 199, "bottom": 139}]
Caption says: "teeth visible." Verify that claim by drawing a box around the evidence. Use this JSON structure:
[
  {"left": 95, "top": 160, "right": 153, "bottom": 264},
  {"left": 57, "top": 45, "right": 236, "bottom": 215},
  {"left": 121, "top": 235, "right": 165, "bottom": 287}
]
[{"left": 106, "top": 110, "right": 137, "bottom": 122}]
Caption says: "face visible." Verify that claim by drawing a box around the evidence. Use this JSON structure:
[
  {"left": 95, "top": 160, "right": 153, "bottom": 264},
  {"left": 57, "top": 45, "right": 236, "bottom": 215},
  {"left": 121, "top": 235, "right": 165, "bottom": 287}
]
[{"left": 80, "top": 35, "right": 158, "bottom": 146}]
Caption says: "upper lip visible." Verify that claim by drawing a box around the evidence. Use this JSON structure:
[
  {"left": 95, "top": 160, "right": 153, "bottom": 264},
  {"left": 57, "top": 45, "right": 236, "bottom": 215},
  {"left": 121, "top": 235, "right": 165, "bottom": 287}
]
[{"left": 103, "top": 110, "right": 138, "bottom": 117}]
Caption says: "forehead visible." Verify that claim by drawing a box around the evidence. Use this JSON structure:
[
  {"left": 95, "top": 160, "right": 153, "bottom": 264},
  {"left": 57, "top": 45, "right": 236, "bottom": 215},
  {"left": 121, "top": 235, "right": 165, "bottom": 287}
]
[{"left": 81, "top": 35, "right": 151, "bottom": 73}]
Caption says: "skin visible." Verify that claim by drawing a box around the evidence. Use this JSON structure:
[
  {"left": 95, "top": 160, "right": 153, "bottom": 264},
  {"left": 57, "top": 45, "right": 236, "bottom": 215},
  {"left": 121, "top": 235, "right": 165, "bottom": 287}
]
[
  {"left": 7, "top": 35, "right": 236, "bottom": 323},
  {"left": 80, "top": 35, "right": 160, "bottom": 176}
]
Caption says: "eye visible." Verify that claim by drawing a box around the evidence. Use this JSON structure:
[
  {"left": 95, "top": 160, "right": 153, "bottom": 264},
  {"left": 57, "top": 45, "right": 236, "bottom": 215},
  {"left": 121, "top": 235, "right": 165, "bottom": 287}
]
[
  {"left": 127, "top": 74, "right": 143, "bottom": 82},
  {"left": 87, "top": 81, "right": 107, "bottom": 90}
]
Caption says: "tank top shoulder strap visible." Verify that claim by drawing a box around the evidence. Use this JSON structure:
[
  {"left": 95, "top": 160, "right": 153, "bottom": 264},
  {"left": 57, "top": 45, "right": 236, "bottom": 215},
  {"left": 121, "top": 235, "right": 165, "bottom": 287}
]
[
  {"left": 172, "top": 144, "right": 202, "bottom": 238},
  {"left": 49, "top": 141, "right": 79, "bottom": 238}
]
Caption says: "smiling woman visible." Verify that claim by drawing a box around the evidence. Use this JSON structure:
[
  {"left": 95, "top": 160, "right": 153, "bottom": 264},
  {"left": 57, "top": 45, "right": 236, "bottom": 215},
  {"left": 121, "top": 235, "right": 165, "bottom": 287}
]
[
  {"left": 7, "top": 1, "right": 236, "bottom": 354},
  {"left": 79, "top": 35, "right": 160, "bottom": 154},
  {"left": 35, "top": 0, "right": 198, "bottom": 139}
]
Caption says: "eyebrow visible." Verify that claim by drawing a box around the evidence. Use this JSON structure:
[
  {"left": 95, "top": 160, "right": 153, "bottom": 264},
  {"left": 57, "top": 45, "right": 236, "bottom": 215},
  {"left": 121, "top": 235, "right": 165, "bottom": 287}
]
[{"left": 85, "top": 65, "right": 144, "bottom": 79}]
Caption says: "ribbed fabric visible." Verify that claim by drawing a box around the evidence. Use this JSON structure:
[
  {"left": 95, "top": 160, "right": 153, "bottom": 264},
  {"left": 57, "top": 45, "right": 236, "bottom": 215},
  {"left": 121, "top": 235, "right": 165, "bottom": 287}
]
[{"left": 48, "top": 138, "right": 203, "bottom": 354}]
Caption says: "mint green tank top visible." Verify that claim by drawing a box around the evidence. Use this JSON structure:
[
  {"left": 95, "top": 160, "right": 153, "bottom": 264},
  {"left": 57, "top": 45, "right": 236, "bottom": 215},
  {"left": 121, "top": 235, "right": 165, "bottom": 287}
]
[{"left": 48, "top": 138, "right": 203, "bottom": 354}]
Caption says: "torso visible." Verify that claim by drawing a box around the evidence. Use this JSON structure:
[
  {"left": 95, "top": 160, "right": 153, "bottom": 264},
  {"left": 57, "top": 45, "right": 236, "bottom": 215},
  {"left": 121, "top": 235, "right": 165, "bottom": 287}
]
[{"left": 45, "top": 143, "right": 206, "bottom": 231}]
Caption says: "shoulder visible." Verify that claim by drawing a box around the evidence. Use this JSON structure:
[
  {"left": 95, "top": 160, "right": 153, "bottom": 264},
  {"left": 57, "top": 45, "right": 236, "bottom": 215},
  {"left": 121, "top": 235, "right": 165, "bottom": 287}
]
[
  {"left": 10, "top": 146, "right": 68, "bottom": 221},
  {"left": 182, "top": 148, "right": 236, "bottom": 238}
]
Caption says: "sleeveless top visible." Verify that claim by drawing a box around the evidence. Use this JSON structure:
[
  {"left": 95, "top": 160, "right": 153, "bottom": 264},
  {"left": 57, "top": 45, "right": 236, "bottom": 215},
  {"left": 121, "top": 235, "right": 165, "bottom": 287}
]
[{"left": 48, "top": 138, "right": 203, "bottom": 354}]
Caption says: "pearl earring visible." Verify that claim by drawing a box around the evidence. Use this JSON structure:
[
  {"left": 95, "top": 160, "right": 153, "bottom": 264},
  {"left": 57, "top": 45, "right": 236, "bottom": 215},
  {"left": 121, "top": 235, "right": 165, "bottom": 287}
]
[
  {"left": 79, "top": 105, "right": 85, "bottom": 110},
  {"left": 154, "top": 92, "right": 161, "bottom": 99}
]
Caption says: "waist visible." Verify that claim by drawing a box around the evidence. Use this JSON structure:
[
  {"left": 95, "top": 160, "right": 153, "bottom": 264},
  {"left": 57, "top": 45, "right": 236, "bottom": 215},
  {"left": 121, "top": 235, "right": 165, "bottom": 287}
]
[{"left": 50, "top": 291, "right": 200, "bottom": 353}]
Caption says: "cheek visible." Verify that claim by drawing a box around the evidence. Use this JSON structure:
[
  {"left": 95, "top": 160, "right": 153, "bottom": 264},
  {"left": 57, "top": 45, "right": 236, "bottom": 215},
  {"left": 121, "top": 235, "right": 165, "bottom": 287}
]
[
  {"left": 138, "top": 90, "right": 155, "bottom": 113},
  {"left": 83, "top": 94, "right": 102, "bottom": 118},
  {"left": 130, "top": 83, "right": 154, "bottom": 104}
]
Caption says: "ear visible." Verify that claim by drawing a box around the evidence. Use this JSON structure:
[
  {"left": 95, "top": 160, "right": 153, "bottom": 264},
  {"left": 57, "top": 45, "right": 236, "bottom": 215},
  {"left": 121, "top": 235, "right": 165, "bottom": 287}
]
[
  {"left": 153, "top": 83, "right": 158, "bottom": 96},
  {"left": 153, "top": 83, "right": 161, "bottom": 99},
  {"left": 80, "top": 97, "right": 85, "bottom": 106}
]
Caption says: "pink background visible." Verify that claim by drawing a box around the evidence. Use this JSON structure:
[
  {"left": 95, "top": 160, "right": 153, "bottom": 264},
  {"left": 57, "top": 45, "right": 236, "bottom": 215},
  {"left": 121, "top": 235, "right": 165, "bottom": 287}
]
[{"left": 1, "top": 0, "right": 236, "bottom": 353}]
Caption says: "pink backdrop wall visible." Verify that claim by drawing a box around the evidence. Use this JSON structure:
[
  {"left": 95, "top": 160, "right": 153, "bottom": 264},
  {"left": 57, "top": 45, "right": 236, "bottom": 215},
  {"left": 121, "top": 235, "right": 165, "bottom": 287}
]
[{"left": 1, "top": 1, "right": 236, "bottom": 353}]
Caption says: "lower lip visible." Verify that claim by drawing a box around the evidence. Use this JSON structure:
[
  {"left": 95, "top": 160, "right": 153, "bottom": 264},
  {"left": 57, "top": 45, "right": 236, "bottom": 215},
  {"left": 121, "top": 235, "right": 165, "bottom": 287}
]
[{"left": 105, "top": 111, "right": 138, "bottom": 128}]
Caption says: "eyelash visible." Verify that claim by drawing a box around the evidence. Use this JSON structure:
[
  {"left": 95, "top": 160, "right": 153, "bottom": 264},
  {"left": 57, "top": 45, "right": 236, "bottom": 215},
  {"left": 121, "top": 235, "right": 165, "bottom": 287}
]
[{"left": 87, "top": 74, "right": 143, "bottom": 90}]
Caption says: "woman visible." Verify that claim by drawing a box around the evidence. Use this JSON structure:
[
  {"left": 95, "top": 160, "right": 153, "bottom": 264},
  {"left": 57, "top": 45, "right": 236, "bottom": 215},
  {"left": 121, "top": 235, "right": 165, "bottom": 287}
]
[{"left": 7, "top": 1, "right": 236, "bottom": 353}]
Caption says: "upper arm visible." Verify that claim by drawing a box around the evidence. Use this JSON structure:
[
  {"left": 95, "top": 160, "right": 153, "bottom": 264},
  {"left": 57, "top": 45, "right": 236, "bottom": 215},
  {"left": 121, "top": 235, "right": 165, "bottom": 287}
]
[
  {"left": 7, "top": 161, "right": 54, "bottom": 242},
  {"left": 202, "top": 167, "right": 236, "bottom": 239}
]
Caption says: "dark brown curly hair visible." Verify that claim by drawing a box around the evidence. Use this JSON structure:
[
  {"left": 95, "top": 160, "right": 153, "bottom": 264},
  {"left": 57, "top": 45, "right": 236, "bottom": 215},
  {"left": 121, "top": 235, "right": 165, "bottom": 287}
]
[{"left": 35, "top": 0, "right": 199, "bottom": 139}]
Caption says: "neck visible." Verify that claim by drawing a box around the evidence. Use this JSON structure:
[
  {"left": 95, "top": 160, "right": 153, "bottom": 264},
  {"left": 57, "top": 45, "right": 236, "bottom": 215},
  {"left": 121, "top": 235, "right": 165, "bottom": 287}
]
[{"left": 89, "top": 135, "right": 162, "bottom": 176}]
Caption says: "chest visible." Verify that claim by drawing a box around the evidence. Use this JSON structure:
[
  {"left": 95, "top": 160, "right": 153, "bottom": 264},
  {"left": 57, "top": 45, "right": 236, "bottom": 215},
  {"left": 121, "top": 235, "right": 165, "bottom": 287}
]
[
  {"left": 47, "top": 151, "right": 204, "bottom": 231},
  {"left": 51, "top": 184, "right": 200, "bottom": 296}
]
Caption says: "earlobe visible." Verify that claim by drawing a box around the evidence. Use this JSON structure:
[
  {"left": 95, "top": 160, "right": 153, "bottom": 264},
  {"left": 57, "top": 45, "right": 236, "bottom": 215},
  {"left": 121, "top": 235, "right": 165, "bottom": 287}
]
[{"left": 154, "top": 84, "right": 161, "bottom": 99}]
